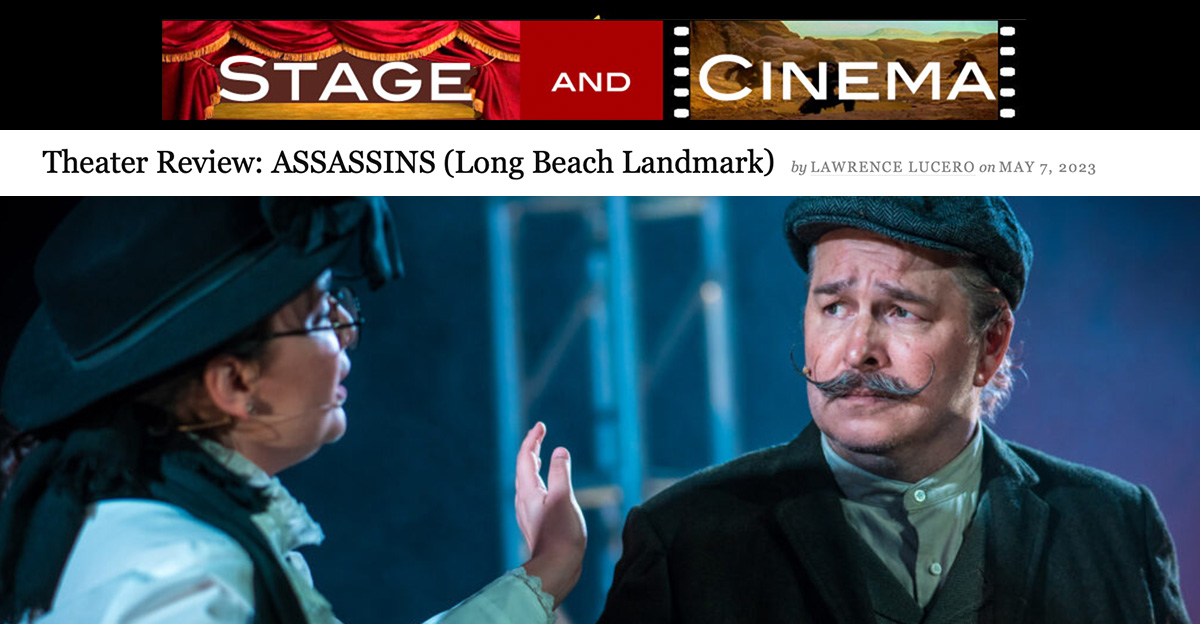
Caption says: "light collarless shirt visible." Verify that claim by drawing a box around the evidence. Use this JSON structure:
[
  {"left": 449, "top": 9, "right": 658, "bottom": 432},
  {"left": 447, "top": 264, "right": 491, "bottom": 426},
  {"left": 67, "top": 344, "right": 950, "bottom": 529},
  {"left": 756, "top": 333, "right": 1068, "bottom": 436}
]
[
  {"left": 40, "top": 437, "right": 555, "bottom": 624},
  {"left": 194, "top": 437, "right": 340, "bottom": 623},
  {"left": 821, "top": 426, "right": 984, "bottom": 609}
]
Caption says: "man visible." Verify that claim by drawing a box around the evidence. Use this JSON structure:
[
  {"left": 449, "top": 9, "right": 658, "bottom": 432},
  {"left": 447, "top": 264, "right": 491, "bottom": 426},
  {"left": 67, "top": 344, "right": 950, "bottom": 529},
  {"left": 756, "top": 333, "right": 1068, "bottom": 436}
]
[
  {"left": 597, "top": 197, "right": 1189, "bottom": 624},
  {"left": 947, "top": 49, "right": 985, "bottom": 80}
]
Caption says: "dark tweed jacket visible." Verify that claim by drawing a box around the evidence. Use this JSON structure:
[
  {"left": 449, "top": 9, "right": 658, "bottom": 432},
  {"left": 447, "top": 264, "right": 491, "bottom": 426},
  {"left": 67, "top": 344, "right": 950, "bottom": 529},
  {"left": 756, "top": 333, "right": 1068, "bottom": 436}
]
[{"left": 598, "top": 423, "right": 1190, "bottom": 624}]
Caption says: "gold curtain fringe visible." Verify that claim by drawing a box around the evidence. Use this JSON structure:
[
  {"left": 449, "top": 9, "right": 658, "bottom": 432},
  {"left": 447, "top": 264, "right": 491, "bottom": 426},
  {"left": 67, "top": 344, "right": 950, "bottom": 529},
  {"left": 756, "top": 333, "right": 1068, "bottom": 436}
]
[
  {"left": 455, "top": 30, "right": 519, "bottom": 62},
  {"left": 229, "top": 30, "right": 343, "bottom": 61},
  {"left": 342, "top": 32, "right": 458, "bottom": 62},
  {"left": 204, "top": 90, "right": 221, "bottom": 120},
  {"left": 164, "top": 26, "right": 519, "bottom": 64},
  {"left": 226, "top": 30, "right": 458, "bottom": 64},
  {"left": 162, "top": 31, "right": 230, "bottom": 63},
  {"left": 468, "top": 86, "right": 483, "bottom": 115}
]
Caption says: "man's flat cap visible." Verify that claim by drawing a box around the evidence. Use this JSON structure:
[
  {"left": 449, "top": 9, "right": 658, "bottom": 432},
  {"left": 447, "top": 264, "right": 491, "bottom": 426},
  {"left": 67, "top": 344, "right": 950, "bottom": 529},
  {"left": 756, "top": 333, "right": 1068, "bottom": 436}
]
[{"left": 783, "top": 197, "right": 1033, "bottom": 309}]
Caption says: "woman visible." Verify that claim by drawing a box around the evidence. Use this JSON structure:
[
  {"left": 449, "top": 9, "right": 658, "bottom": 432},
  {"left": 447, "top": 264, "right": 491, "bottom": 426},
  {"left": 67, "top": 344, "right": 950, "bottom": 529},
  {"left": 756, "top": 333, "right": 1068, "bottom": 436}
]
[{"left": 0, "top": 197, "right": 586, "bottom": 623}]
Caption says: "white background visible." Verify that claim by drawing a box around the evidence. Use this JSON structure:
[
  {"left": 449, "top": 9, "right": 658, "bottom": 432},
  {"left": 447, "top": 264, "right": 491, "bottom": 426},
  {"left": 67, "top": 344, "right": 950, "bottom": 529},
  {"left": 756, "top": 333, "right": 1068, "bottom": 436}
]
[{"left": 4, "top": 130, "right": 1195, "bottom": 196}]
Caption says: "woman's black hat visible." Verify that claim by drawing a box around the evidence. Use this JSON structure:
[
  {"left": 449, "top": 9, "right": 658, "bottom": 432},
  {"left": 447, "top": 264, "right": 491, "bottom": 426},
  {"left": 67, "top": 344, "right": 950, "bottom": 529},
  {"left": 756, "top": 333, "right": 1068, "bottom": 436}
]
[{"left": 1, "top": 197, "right": 402, "bottom": 431}]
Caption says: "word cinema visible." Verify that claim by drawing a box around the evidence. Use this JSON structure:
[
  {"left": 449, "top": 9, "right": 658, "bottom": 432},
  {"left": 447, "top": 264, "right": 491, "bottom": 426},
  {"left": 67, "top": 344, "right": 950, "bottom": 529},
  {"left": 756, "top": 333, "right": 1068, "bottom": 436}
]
[{"left": 700, "top": 55, "right": 995, "bottom": 102}]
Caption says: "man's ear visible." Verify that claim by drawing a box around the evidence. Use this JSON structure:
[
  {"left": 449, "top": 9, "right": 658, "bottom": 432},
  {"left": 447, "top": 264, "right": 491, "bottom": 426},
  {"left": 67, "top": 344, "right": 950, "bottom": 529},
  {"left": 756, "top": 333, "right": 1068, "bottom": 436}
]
[
  {"left": 975, "top": 308, "right": 1014, "bottom": 386},
  {"left": 203, "top": 355, "right": 261, "bottom": 421}
]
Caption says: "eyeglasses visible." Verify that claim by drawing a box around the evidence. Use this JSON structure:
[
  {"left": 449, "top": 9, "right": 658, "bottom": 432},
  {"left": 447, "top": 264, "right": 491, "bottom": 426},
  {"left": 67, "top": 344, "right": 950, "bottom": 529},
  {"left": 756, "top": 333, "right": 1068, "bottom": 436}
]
[{"left": 262, "top": 286, "right": 364, "bottom": 351}]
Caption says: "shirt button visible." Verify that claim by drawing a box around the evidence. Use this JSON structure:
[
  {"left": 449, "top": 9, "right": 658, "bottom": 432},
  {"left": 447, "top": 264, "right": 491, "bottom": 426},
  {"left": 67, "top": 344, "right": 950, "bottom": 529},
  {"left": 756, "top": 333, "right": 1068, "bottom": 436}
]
[
  {"left": 913, "top": 489, "right": 927, "bottom": 502},
  {"left": 929, "top": 562, "right": 943, "bottom": 575}
]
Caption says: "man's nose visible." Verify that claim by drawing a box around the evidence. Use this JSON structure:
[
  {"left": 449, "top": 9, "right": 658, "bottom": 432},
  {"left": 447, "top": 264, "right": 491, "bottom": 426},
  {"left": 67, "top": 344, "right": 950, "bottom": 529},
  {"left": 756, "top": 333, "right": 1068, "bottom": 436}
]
[{"left": 842, "top": 316, "right": 888, "bottom": 371}]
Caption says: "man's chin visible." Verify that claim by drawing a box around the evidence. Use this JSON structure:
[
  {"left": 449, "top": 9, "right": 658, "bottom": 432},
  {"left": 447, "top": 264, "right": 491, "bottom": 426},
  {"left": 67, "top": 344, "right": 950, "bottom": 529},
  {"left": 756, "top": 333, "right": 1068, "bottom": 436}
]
[
  {"left": 833, "top": 436, "right": 901, "bottom": 456},
  {"left": 815, "top": 414, "right": 906, "bottom": 457}
]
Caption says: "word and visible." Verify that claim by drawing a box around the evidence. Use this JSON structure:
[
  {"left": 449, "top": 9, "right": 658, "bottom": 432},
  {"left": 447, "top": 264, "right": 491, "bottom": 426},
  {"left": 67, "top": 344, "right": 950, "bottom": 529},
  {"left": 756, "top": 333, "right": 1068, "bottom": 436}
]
[{"left": 551, "top": 73, "right": 631, "bottom": 92}]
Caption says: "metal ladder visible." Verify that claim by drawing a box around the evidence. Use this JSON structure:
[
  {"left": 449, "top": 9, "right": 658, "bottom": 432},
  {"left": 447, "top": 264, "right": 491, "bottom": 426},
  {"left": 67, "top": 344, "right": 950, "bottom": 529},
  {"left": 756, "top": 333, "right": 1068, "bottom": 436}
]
[{"left": 487, "top": 196, "right": 740, "bottom": 618}]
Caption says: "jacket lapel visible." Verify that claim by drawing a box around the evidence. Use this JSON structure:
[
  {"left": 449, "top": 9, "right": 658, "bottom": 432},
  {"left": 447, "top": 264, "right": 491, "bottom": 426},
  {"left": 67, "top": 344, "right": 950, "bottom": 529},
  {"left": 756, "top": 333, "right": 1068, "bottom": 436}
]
[
  {"left": 769, "top": 424, "right": 1050, "bottom": 624},
  {"left": 772, "top": 425, "right": 877, "bottom": 624},
  {"left": 979, "top": 427, "right": 1050, "bottom": 624}
]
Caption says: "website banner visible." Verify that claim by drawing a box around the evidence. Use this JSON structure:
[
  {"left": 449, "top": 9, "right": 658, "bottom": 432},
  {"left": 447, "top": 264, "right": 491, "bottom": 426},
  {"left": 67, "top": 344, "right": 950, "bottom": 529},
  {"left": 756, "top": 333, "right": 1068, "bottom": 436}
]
[{"left": 160, "top": 19, "right": 1036, "bottom": 126}]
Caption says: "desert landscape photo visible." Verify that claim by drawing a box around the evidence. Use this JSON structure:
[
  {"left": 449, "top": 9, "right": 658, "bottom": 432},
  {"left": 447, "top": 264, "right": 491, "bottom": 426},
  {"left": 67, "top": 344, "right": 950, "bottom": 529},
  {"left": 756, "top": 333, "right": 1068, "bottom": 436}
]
[{"left": 690, "top": 21, "right": 1000, "bottom": 120}]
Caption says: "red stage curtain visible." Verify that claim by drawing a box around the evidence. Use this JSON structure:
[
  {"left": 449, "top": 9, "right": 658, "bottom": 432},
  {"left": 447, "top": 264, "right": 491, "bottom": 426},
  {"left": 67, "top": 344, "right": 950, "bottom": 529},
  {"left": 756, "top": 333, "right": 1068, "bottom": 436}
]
[
  {"left": 424, "top": 38, "right": 521, "bottom": 120},
  {"left": 161, "top": 21, "right": 520, "bottom": 120},
  {"left": 330, "top": 21, "right": 460, "bottom": 57},
  {"left": 161, "top": 21, "right": 231, "bottom": 120},
  {"left": 162, "top": 21, "right": 231, "bottom": 57},
  {"left": 458, "top": 21, "right": 519, "bottom": 58},
  {"left": 230, "top": 21, "right": 339, "bottom": 58}
]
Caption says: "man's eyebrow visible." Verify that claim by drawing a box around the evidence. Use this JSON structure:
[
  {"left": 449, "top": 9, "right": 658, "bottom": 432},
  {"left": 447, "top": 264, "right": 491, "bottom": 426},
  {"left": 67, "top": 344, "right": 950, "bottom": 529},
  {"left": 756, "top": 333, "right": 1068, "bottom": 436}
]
[
  {"left": 811, "top": 279, "right": 935, "bottom": 307},
  {"left": 812, "top": 279, "right": 854, "bottom": 296},
  {"left": 878, "top": 282, "right": 935, "bottom": 307}
]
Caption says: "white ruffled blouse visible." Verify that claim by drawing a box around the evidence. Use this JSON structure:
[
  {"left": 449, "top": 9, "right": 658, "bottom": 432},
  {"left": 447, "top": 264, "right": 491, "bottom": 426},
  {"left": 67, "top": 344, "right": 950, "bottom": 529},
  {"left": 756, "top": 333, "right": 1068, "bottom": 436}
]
[{"left": 35, "top": 438, "right": 556, "bottom": 624}]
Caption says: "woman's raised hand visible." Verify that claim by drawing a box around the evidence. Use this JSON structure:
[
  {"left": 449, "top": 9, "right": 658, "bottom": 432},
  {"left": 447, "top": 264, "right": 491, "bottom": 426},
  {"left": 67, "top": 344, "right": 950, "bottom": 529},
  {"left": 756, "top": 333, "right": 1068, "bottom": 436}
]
[{"left": 514, "top": 422, "right": 587, "bottom": 609}]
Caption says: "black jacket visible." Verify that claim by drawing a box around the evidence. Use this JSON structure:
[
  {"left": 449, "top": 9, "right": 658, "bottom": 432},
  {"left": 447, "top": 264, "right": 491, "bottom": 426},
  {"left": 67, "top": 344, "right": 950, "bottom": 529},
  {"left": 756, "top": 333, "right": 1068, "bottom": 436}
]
[{"left": 598, "top": 423, "right": 1190, "bottom": 623}]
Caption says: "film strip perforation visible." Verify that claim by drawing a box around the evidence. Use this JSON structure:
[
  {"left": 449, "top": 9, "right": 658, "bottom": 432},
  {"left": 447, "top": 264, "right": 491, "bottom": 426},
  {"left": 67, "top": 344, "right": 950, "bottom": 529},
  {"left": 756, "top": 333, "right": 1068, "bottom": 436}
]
[
  {"left": 669, "top": 21, "right": 691, "bottom": 119},
  {"left": 998, "top": 20, "right": 1018, "bottom": 119}
]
